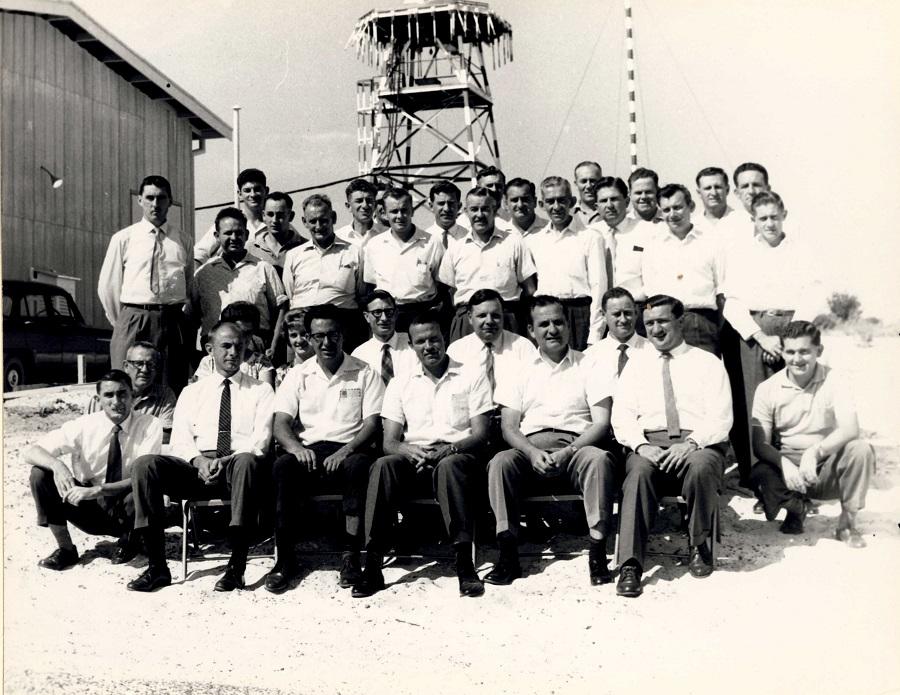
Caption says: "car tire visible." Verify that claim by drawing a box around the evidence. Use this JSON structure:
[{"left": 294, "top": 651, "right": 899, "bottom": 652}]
[{"left": 4, "top": 358, "right": 25, "bottom": 391}]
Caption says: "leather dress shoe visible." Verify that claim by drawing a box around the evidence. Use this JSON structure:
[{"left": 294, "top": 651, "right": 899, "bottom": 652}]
[
  {"left": 457, "top": 566, "right": 485, "bottom": 597},
  {"left": 339, "top": 552, "right": 363, "bottom": 589},
  {"left": 752, "top": 500, "right": 765, "bottom": 515},
  {"left": 483, "top": 557, "right": 521, "bottom": 586},
  {"left": 616, "top": 562, "right": 643, "bottom": 598},
  {"left": 264, "top": 563, "right": 299, "bottom": 594},
  {"left": 111, "top": 539, "right": 140, "bottom": 565},
  {"left": 835, "top": 526, "right": 867, "bottom": 548},
  {"left": 38, "top": 546, "right": 79, "bottom": 571},
  {"left": 214, "top": 565, "right": 245, "bottom": 592},
  {"left": 780, "top": 510, "right": 805, "bottom": 535},
  {"left": 127, "top": 566, "right": 172, "bottom": 592},
  {"left": 589, "top": 556, "right": 613, "bottom": 586},
  {"left": 351, "top": 569, "right": 385, "bottom": 598},
  {"left": 688, "top": 544, "right": 714, "bottom": 578}
]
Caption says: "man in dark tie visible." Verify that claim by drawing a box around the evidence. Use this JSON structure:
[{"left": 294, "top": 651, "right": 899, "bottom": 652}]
[
  {"left": 350, "top": 290, "right": 418, "bottom": 384},
  {"left": 584, "top": 287, "right": 649, "bottom": 382},
  {"left": 611, "top": 294, "right": 733, "bottom": 597},
  {"left": 126, "top": 321, "right": 274, "bottom": 592}
]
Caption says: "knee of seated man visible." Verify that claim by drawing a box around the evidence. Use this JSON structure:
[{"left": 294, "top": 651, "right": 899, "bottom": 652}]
[
  {"left": 230, "top": 452, "right": 259, "bottom": 474},
  {"left": 131, "top": 454, "right": 158, "bottom": 479},
  {"left": 487, "top": 449, "right": 519, "bottom": 475},
  {"left": 842, "top": 439, "right": 876, "bottom": 467},
  {"left": 684, "top": 449, "right": 722, "bottom": 478},
  {"left": 30, "top": 465, "right": 51, "bottom": 486}
]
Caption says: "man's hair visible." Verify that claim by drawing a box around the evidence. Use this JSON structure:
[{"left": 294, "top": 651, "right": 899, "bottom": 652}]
[
  {"left": 695, "top": 166, "right": 729, "bottom": 187},
  {"left": 208, "top": 320, "right": 243, "bottom": 343},
  {"left": 214, "top": 206, "right": 248, "bottom": 231},
  {"left": 528, "top": 294, "right": 565, "bottom": 323},
  {"left": 657, "top": 183, "right": 693, "bottom": 206},
  {"left": 282, "top": 308, "right": 307, "bottom": 331},
  {"left": 644, "top": 294, "right": 685, "bottom": 319},
  {"left": 573, "top": 161, "right": 602, "bottom": 177},
  {"left": 383, "top": 186, "right": 413, "bottom": 206},
  {"left": 476, "top": 165, "right": 506, "bottom": 185},
  {"left": 407, "top": 309, "right": 444, "bottom": 336},
  {"left": 266, "top": 191, "right": 294, "bottom": 210},
  {"left": 540, "top": 176, "right": 572, "bottom": 198},
  {"left": 96, "top": 369, "right": 133, "bottom": 394},
  {"left": 781, "top": 320, "right": 821, "bottom": 346},
  {"left": 750, "top": 190, "right": 785, "bottom": 214},
  {"left": 505, "top": 177, "right": 536, "bottom": 198},
  {"left": 596, "top": 176, "right": 628, "bottom": 199},
  {"left": 301, "top": 193, "right": 333, "bottom": 214},
  {"left": 237, "top": 168, "right": 267, "bottom": 189},
  {"left": 601, "top": 286, "right": 636, "bottom": 311},
  {"left": 429, "top": 181, "right": 461, "bottom": 202},
  {"left": 363, "top": 289, "right": 397, "bottom": 310},
  {"left": 139, "top": 175, "right": 172, "bottom": 198},
  {"left": 125, "top": 341, "right": 160, "bottom": 367},
  {"left": 345, "top": 178, "right": 377, "bottom": 199},
  {"left": 628, "top": 167, "right": 659, "bottom": 188},
  {"left": 303, "top": 304, "right": 345, "bottom": 333},
  {"left": 733, "top": 162, "right": 769, "bottom": 187},
  {"left": 466, "top": 186, "right": 497, "bottom": 206},
  {"left": 221, "top": 301, "right": 260, "bottom": 330},
  {"left": 468, "top": 288, "right": 504, "bottom": 311}
]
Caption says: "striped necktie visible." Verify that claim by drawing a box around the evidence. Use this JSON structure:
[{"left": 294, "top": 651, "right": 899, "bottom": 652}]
[
  {"left": 150, "top": 228, "right": 162, "bottom": 296},
  {"left": 381, "top": 343, "right": 394, "bottom": 386},
  {"left": 216, "top": 379, "right": 232, "bottom": 457}
]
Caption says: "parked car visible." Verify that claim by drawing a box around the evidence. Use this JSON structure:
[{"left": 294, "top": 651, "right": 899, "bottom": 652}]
[{"left": 3, "top": 280, "right": 112, "bottom": 390}]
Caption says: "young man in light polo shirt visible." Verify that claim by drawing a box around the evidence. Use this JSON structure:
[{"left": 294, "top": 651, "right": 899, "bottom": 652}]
[
  {"left": 353, "top": 310, "right": 493, "bottom": 598},
  {"left": 572, "top": 160, "right": 604, "bottom": 227},
  {"left": 425, "top": 181, "right": 467, "bottom": 248},
  {"left": 268, "top": 305, "right": 385, "bottom": 593},
  {"left": 254, "top": 191, "right": 307, "bottom": 276},
  {"left": 438, "top": 187, "right": 537, "bottom": 340},
  {"left": 351, "top": 290, "right": 418, "bottom": 385},
  {"left": 485, "top": 295, "right": 618, "bottom": 587},
  {"left": 695, "top": 166, "right": 735, "bottom": 228},
  {"left": 504, "top": 177, "right": 546, "bottom": 237},
  {"left": 336, "top": 178, "right": 388, "bottom": 248},
  {"left": 749, "top": 321, "right": 875, "bottom": 546}
]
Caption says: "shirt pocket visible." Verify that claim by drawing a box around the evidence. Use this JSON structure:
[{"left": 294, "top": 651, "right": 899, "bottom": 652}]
[
  {"left": 323, "top": 253, "right": 358, "bottom": 292},
  {"left": 450, "top": 391, "right": 469, "bottom": 429},
  {"left": 337, "top": 385, "right": 364, "bottom": 422}
]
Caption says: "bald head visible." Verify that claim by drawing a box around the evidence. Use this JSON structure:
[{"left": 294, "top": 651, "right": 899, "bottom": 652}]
[{"left": 207, "top": 321, "right": 245, "bottom": 377}]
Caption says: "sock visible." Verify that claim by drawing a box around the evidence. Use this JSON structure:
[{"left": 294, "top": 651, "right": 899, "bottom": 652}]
[
  {"left": 229, "top": 527, "right": 248, "bottom": 570},
  {"left": 274, "top": 528, "right": 295, "bottom": 566},
  {"left": 454, "top": 542, "right": 475, "bottom": 573},
  {"left": 588, "top": 538, "right": 606, "bottom": 561},
  {"left": 497, "top": 531, "right": 518, "bottom": 560},
  {"left": 364, "top": 548, "right": 384, "bottom": 574},
  {"left": 141, "top": 527, "right": 167, "bottom": 571},
  {"left": 343, "top": 532, "right": 361, "bottom": 554}
]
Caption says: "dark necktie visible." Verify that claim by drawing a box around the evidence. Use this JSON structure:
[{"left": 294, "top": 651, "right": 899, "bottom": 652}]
[
  {"left": 661, "top": 351, "right": 681, "bottom": 438},
  {"left": 216, "top": 379, "right": 232, "bottom": 457},
  {"left": 617, "top": 343, "right": 629, "bottom": 377},
  {"left": 484, "top": 342, "right": 496, "bottom": 395},
  {"left": 105, "top": 424, "right": 122, "bottom": 483},
  {"left": 150, "top": 228, "right": 161, "bottom": 295},
  {"left": 381, "top": 343, "right": 394, "bottom": 385},
  {"left": 605, "top": 226, "right": 618, "bottom": 284}
]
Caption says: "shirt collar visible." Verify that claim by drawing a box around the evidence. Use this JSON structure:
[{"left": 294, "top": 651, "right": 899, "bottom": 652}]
[
  {"left": 107, "top": 412, "right": 133, "bottom": 434},
  {"left": 412, "top": 356, "right": 463, "bottom": 382},
  {"left": 139, "top": 217, "right": 168, "bottom": 235},
  {"left": 779, "top": 362, "right": 828, "bottom": 390},
  {"left": 464, "top": 227, "right": 505, "bottom": 245},
  {"left": 654, "top": 341, "right": 690, "bottom": 358},
  {"left": 536, "top": 348, "right": 575, "bottom": 368},
  {"left": 603, "top": 332, "right": 643, "bottom": 350}
]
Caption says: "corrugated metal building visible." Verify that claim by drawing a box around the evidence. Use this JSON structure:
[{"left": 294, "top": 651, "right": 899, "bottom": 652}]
[{"left": 0, "top": 0, "right": 230, "bottom": 327}]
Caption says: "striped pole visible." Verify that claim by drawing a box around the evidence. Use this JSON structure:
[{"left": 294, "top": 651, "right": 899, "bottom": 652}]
[{"left": 624, "top": 0, "right": 638, "bottom": 171}]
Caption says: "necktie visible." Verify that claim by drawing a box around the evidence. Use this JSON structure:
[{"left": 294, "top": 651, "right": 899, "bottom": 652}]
[
  {"left": 150, "top": 228, "right": 161, "bottom": 295},
  {"left": 442, "top": 229, "right": 449, "bottom": 249},
  {"left": 105, "top": 424, "right": 122, "bottom": 483},
  {"left": 617, "top": 343, "right": 629, "bottom": 377},
  {"left": 216, "top": 379, "right": 232, "bottom": 457},
  {"left": 605, "top": 226, "right": 618, "bottom": 285},
  {"left": 484, "top": 342, "right": 495, "bottom": 395},
  {"left": 661, "top": 351, "right": 681, "bottom": 438},
  {"left": 381, "top": 343, "right": 394, "bottom": 386}
]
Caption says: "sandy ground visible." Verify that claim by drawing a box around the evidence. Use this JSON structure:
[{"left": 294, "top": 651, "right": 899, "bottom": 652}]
[{"left": 3, "top": 335, "right": 900, "bottom": 695}]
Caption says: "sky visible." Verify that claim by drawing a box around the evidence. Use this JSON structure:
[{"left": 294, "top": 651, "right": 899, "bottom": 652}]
[{"left": 75, "top": 0, "right": 900, "bottom": 320}]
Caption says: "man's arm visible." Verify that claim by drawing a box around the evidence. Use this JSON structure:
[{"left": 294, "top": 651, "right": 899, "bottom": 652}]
[
  {"left": 273, "top": 411, "right": 316, "bottom": 471},
  {"left": 97, "top": 233, "right": 124, "bottom": 325},
  {"left": 585, "top": 231, "right": 608, "bottom": 344},
  {"left": 24, "top": 444, "right": 76, "bottom": 497},
  {"left": 322, "top": 414, "right": 381, "bottom": 472},
  {"left": 249, "top": 384, "right": 275, "bottom": 456},
  {"left": 499, "top": 406, "right": 554, "bottom": 473},
  {"left": 382, "top": 417, "right": 429, "bottom": 465},
  {"left": 193, "top": 224, "right": 219, "bottom": 267}
]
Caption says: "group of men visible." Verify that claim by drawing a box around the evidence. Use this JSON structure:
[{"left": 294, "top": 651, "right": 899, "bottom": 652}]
[{"left": 27, "top": 159, "right": 875, "bottom": 600}]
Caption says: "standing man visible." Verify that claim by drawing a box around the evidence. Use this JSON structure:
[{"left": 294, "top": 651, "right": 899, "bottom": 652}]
[
  {"left": 26, "top": 370, "right": 163, "bottom": 570},
  {"left": 351, "top": 290, "right": 418, "bottom": 384},
  {"left": 526, "top": 176, "right": 608, "bottom": 349},
  {"left": 612, "top": 295, "right": 732, "bottom": 597},
  {"left": 438, "top": 187, "right": 537, "bottom": 339},
  {"left": 695, "top": 166, "right": 735, "bottom": 228},
  {"left": 98, "top": 175, "right": 192, "bottom": 392},
  {"left": 282, "top": 194, "right": 367, "bottom": 351},
  {"left": 505, "top": 177, "right": 546, "bottom": 237},
  {"left": 253, "top": 192, "right": 307, "bottom": 276},
  {"left": 472, "top": 166, "right": 514, "bottom": 231},
  {"left": 750, "top": 321, "right": 875, "bottom": 546},
  {"left": 353, "top": 310, "right": 493, "bottom": 598},
  {"left": 584, "top": 287, "right": 649, "bottom": 382},
  {"left": 126, "top": 322, "right": 274, "bottom": 593},
  {"left": 336, "top": 178, "right": 387, "bottom": 247},
  {"left": 485, "top": 296, "right": 617, "bottom": 587},
  {"left": 572, "top": 161, "right": 604, "bottom": 227},
  {"left": 363, "top": 187, "right": 445, "bottom": 333},
  {"left": 267, "top": 305, "right": 384, "bottom": 592},
  {"left": 425, "top": 181, "right": 467, "bottom": 248},
  {"left": 627, "top": 168, "right": 662, "bottom": 223}
]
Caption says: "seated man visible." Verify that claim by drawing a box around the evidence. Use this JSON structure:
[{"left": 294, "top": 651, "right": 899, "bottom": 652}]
[
  {"left": 749, "top": 321, "right": 875, "bottom": 546},
  {"left": 26, "top": 370, "right": 163, "bottom": 570},
  {"left": 485, "top": 295, "right": 617, "bottom": 587},
  {"left": 584, "top": 287, "right": 649, "bottom": 382},
  {"left": 353, "top": 310, "right": 493, "bottom": 598},
  {"left": 86, "top": 341, "right": 176, "bottom": 444},
  {"left": 127, "top": 321, "right": 274, "bottom": 593},
  {"left": 612, "top": 295, "right": 732, "bottom": 598},
  {"left": 267, "top": 305, "right": 384, "bottom": 593},
  {"left": 351, "top": 290, "right": 418, "bottom": 385},
  {"left": 193, "top": 302, "right": 275, "bottom": 386}
]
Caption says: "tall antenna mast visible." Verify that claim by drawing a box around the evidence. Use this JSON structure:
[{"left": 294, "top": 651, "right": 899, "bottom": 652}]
[{"left": 624, "top": 0, "right": 638, "bottom": 172}]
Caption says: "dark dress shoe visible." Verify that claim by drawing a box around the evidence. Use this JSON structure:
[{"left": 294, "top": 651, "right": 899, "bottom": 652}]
[
  {"left": 351, "top": 569, "right": 385, "bottom": 598},
  {"left": 127, "top": 566, "right": 172, "bottom": 592},
  {"left": 589, "top": 556, "right": 613, "bottom": 585},
  {"left": 214, "top": 566, "right": 245, "bottom": 592},
  {"left": 457, "top": 566, "right": 485, "bottom": 597},
  {"left": 752, "top": 500, "right": 765, "bottom": 515},
  {"left": 483, "top": 557, "right": 521, "bottom": 586},
  {"left": 835, "top": 526, "right": 866, "bottom": 548},
  {"left": 780, "top": 510, "right": 805, "bottom": 535},
  {"left": 264, "top": 563, "right": 299, "bottom": 594},
  {"left": 339, "top": 552, "right": 363, "bottom": 589},
  {"left": 38, "top": 546, "right": 79, "bottom": 571},
  {"left": 111, "top": 539, "right": 140, "bottom": 565},
  {"left": 688, "top": 545, "right": 714, "bottom": 578},
  {"left": 616, "top": 562, "right": 643, "bottom": 598}
]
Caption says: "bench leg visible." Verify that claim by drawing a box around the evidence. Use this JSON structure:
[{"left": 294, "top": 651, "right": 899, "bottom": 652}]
[{"left": 181, "top": 500, "right": 190, "bottom": 580}]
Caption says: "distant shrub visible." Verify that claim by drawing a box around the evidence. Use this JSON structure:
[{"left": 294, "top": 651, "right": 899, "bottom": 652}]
[
  {"left": 813, "top": 313, "right": 837, "bottom": 330},
  {"left": 827, "top": 292, "right": 862, "bottom": 322}
]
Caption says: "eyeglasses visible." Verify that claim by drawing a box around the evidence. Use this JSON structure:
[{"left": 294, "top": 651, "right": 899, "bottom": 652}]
[
  {"left": 366, "top": 309, "right": 396, "bottom": 319},
  {"left": 124, "top": 360, "right": 156, "bottom": 371},
  {"left": 309, "top": 331, "right": 342, "bottom": 344}
]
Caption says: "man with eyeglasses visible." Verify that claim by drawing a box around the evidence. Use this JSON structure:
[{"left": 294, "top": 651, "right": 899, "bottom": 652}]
[
  {"left": 86, "top": 342, "right": 176, "bottom": 444},
  {"left": 351, "top": 290, "right": 418, "bottom": 385},
  {"left": 267, "top": 305, "right": 385, "bottom": 593}
]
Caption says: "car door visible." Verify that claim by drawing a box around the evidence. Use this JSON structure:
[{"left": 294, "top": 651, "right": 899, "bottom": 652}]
[{"left": 20, "top": 291, "right": 63, "bottom": 380}]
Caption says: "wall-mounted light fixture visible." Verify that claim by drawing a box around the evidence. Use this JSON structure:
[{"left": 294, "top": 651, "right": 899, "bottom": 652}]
[{"left": 40, "top": 165, "right": 63, "bottom": 189}]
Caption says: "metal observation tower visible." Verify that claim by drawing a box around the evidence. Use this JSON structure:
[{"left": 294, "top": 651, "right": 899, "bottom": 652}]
[{"left": 348, "top": 1, "right": 512, "bottom": 209}]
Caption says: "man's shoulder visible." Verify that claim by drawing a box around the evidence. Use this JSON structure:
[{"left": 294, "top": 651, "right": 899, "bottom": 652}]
[
  {"left": 341, "top": 354, "right": 374, "bottom": 376},
  {"left": 504, "top": 331, "right": 537, "bottom": 355}
]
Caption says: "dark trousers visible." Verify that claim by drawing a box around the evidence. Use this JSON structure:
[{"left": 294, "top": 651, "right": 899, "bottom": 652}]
[
  {"left": 30, "top": 467, "right": 133, "bottom": 538},
  {"left": 111, "top": 304, "right": 190, "bottom": 393},
  {"left": 271, "top": 442, "right": 374, "bottom": 541},
  {"left": 560, "top": 298, "right": 592, "bottom": 351},
  {"left": 681, "top": 308, "right": 721, "bottom": 357},
  {"left": 364, "top": 453, "right": 482, "bottom": 550},
  {"left": 448, "top": 302, "right": 523, "bottom": 343},
  {"left": 750, "top": 440, "right": 875, "bottom": 520},
  {"left": 617, "top": 431, "right": 725, "bottom": 568},
  {"left": 487, "top": 431, "right": 617, "bottom": 539}
]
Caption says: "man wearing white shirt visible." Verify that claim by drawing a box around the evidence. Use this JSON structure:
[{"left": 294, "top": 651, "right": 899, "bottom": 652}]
[
  {"left": 425, "top": 181, "right": 467, "bottom": 248},
  {"left": 485, "top": 296, "right": 617, "bottom": 587},
  {"left": 527, "top": 176, "right": 608, "bottom": 349},
  {"left": 351, "top": 290, "right": 418, "bottom": 385},
  {"left": 584, "top": 287, "right": 649, "bottom": 382},
  {"left": 254, "top": 192, "right": 307, "bottom": 275},
  {"left": 572, "top": 160, "right": 604, "bottom": 228},
  {"left": 695, "top": 166, "right": 736, "bottom": 228},
  {"left": 127, "top": 322, "right": 274, "bottom": 593},
  {"left": 267, "top": 305, "right": 385, "bottom": 593},
  {"left": 353, "top": 310, "right": 493, "bottom": 598},
  {"left": 335, "top": 179, "right": 388, "bottom": 248},
  {"left": 26, "top": 370, "right": 163, "bottom": 571},
  {"left": 194, "top": 168, "right": 270, "bottom": 266},
  {"left": 627, "top": 168, "right": 662, "bottom": 223},
  {"left": 504, "top": 177, "right": 547, "bottom": 237},
  {"left": 612, "top": 295, "right": 732, "bottom": 597}
]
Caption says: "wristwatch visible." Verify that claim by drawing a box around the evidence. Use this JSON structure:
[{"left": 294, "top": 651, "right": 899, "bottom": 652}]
[
  {"left": 685, "top": 438, "right": 700, "bottom": 450},
  {"left": 448, "top": 443, "right": 459, "bottom": 455}
]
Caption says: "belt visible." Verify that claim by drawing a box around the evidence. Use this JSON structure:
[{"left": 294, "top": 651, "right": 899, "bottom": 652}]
[
  {"left": 527, "top": 427, "right": 579, "bottom": 437},
  {"left": 123, "top": 302, "right": 183, "bottom": 311}
]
